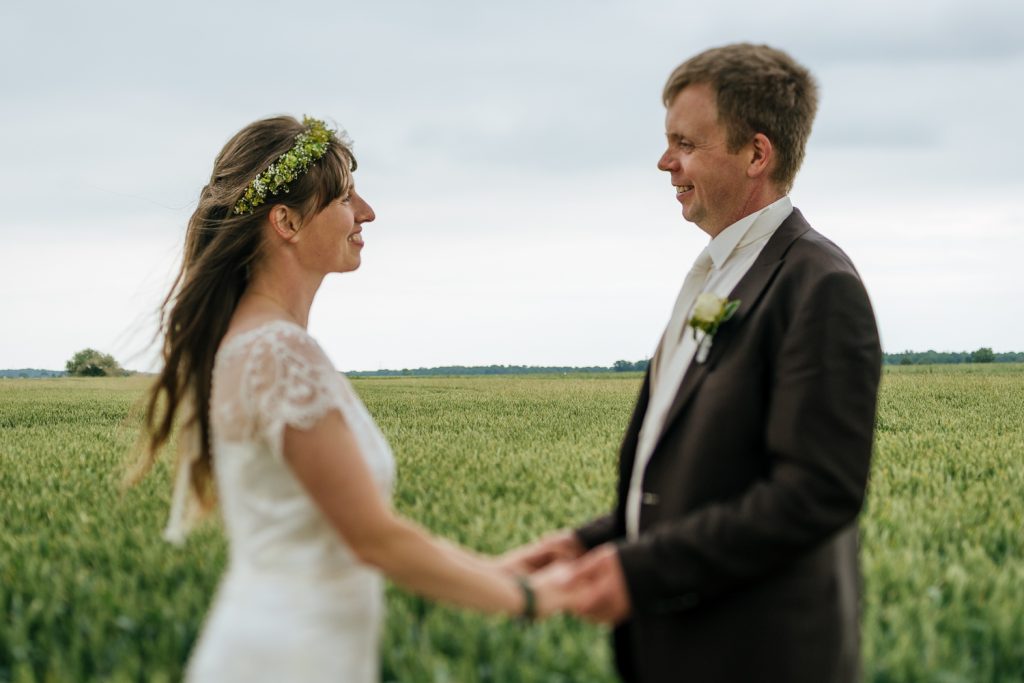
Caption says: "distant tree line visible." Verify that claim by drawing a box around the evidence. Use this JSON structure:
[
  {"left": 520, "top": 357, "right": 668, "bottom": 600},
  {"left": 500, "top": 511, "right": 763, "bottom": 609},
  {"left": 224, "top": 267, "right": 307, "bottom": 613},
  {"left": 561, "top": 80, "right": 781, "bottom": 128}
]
[
  {"left": 883, "top": 348, "right": 1022, "bottom": 365},
  {"left": 0, "top": 369, "right": 67, "bottom": 378},
  {"left": 4, "top": 347, "right": 1022, "bottom": 380},
  {"left": 612, "top": 360, "right": 650, "bottom": 372},
  {"left": 346, "top": 349, "right": 1024, "bottom": 376},
  {"left": 348, "top": 360, "right": 651, "bottom": 377}
]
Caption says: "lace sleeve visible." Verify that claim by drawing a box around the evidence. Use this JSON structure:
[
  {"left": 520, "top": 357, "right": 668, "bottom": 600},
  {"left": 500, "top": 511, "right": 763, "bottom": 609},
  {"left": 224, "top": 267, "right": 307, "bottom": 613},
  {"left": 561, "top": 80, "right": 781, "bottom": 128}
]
[{"left": 214, "top": 322, "right": 348, "bottom": 462}]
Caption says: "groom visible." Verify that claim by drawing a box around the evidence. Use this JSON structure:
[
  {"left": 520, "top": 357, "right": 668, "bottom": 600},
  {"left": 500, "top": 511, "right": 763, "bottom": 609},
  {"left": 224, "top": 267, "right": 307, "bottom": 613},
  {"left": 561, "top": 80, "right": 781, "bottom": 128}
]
[{"left": 506, "top": 44, "right": 881, "bottom": 682}]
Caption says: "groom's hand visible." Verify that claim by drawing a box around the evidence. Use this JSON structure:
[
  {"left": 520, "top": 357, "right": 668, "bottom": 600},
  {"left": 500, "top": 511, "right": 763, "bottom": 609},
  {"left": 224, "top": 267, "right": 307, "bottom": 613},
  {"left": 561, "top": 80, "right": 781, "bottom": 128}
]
[
  {"left": 567, "top": 543, "right": 631, "bottom": 624},
  {"left": 496, "top": 530, "right": 585, "bottom": 575}
]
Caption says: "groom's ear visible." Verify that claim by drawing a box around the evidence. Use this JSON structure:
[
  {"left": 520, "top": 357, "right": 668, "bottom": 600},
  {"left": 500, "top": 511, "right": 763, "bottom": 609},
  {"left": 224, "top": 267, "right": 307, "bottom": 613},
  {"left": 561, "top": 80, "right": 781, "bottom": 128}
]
[
  {"left": 267, "top": 204, "right": 301, "bottom": 243},
  {"left": 746, "top": 133, "right": 774, "bottom": 180}
]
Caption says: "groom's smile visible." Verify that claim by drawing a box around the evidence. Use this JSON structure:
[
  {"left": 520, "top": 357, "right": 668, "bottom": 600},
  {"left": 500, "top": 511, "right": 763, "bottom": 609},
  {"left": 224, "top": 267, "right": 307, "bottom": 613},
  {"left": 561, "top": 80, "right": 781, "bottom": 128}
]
[{"left": 657, "top": 83, "right": 759, "bottom": 238}]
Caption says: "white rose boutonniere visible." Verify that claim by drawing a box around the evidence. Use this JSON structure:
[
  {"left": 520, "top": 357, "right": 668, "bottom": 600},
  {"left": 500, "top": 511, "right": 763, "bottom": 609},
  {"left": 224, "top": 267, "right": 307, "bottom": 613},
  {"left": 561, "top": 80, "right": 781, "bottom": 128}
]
[{"left": 688, "top": 292, "right": 740, "bottom": 363}]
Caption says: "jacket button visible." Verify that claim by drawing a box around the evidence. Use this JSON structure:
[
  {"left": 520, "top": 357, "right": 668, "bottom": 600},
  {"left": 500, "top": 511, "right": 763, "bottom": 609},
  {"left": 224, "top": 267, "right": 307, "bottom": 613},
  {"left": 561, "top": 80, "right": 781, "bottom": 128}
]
[{"left": 642, "top": 492, "right": 659, "bottom": 505}]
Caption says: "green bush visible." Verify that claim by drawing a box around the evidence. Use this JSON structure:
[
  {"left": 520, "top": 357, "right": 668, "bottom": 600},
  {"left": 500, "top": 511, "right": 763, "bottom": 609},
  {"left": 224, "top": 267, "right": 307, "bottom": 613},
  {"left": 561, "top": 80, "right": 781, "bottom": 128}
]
[{"left": 65, "top": 349, "right": 127, "bottom": 377}]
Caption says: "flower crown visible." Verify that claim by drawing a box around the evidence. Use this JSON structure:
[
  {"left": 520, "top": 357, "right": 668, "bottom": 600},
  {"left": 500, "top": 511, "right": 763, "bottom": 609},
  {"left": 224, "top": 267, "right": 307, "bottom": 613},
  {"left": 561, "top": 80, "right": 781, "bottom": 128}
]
[{"left": 233, "top": 116, "right": 336, "bottom": 215}]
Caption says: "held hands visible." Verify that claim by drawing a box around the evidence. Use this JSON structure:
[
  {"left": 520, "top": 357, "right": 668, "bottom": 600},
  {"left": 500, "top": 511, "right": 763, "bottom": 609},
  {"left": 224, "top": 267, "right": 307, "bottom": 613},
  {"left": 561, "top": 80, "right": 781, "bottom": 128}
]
[
  {"left": 495, "top": 530, "right": 585, "bottom": 574},
  {"left": 528, "top": 560, "right": 577, "bottom": 618},
  {"left": 563, "top": 543, "right": 631, "bottom": 623},
  {"left": 500, "top": 532, "right": 631, "bottom": 624}
]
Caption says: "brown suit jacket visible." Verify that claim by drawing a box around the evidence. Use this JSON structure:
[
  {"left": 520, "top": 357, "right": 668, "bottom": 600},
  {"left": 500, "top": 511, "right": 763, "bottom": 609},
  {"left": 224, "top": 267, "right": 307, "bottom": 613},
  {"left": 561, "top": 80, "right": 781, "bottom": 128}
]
[{"left": 576, "top": 208, "right": 881, "bottom": 683}]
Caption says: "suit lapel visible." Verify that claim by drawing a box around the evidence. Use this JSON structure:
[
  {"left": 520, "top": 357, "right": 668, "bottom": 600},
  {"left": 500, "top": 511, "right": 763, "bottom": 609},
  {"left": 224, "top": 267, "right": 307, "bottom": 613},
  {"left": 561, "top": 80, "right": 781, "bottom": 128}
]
[{"left": 653, "top": 209, "right": 812, "bottom": 447}]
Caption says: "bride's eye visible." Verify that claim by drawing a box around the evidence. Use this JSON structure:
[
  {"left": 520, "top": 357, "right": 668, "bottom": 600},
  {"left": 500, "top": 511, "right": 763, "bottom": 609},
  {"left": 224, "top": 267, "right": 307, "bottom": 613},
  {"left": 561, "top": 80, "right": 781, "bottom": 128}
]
[{"left": 339, "top": 194, "right": 352, "bottom": 205}]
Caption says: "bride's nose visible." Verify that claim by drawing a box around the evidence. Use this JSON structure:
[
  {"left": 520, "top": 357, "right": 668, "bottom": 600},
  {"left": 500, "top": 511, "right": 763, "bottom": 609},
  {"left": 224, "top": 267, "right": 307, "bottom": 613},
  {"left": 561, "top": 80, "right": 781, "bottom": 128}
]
[{"left": 354, "top": 192, "right": 375, "bottom": 223}]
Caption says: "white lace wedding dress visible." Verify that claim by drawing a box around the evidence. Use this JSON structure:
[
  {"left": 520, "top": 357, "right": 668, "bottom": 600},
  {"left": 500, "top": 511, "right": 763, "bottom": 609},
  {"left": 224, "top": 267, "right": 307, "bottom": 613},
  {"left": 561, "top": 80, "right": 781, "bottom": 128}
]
[{"left": 178, "top": 320, "right": 395, "bottom": 682}]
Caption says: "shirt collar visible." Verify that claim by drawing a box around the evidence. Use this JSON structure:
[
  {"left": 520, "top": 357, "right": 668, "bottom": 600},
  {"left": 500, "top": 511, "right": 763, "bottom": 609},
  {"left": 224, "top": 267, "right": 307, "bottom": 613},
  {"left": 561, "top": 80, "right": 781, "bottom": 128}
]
[{"left": 706, "top": 196, "right": 793, "bottom": 269}]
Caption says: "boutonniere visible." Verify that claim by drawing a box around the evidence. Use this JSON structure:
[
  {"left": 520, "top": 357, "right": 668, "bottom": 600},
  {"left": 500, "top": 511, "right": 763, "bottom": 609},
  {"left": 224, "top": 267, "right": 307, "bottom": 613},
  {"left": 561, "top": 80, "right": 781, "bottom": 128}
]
[{"left": 688, "top": 293, "right": 741, "bottom": 363}]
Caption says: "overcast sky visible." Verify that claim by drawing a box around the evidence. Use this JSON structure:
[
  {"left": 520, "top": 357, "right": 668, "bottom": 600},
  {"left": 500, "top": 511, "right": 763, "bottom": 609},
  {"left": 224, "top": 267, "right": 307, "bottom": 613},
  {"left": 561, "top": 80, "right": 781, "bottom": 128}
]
[{"left": 2, "top": 0, "right": 1022, "bottom": 371}]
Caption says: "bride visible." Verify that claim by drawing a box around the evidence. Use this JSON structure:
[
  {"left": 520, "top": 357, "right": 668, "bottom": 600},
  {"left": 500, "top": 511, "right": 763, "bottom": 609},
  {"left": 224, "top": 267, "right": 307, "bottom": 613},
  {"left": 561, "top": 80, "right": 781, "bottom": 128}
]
[{"left": 133, "top": 115, "right": 573, "bottom": 681}]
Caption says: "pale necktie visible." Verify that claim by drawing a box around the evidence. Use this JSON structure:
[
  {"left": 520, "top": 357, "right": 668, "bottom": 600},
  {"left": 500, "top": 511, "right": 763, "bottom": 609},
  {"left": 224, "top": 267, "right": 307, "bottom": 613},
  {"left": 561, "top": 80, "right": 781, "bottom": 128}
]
[
  {"left": 626, "top": 248, "right": 714, "bottom": 539},
  {"left": 651, "top": 248, "right": 714, "bottom": 394}
]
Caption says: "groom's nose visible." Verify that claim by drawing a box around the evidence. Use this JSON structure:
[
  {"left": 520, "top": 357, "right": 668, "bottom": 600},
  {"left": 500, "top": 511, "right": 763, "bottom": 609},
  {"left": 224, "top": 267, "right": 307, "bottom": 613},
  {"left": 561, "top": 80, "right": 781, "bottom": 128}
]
[{"left": 657, "top": 149, "right": 677, "bottom": 172}]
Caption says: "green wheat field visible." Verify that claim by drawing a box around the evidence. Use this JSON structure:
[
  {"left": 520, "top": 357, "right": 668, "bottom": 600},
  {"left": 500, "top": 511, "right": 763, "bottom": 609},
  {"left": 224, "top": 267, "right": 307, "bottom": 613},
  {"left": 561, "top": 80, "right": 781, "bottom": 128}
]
[{"left": 2, "top": 366, "right": 1023, "bottom": 682}]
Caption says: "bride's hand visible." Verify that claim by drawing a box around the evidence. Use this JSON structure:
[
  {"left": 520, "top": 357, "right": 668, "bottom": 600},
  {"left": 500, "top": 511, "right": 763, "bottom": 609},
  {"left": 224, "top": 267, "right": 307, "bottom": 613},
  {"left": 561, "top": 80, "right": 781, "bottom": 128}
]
[
  {"left": 528, "top": 560, "right": 578, "bottom": 618},
  {"left": 495, "top": 530, "right": 585, "bottom": 575}
]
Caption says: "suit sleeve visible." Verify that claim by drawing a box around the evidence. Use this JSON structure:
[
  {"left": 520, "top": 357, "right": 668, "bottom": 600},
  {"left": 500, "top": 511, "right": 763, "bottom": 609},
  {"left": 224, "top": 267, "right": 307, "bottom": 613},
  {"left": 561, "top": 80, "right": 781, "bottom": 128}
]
[
  {"left": 576, "top": 514, "right": 621, "bottom": 550},
  {"left": 616, "top": 269, "right": 882, "bottom": 613}
]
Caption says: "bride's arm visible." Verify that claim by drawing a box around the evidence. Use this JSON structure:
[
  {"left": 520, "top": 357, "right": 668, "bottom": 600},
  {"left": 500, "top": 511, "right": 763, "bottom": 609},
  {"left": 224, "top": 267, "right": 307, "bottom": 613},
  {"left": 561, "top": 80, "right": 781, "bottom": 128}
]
[{"left": 283, "top": 409, "right": 566, "bottom": 617}]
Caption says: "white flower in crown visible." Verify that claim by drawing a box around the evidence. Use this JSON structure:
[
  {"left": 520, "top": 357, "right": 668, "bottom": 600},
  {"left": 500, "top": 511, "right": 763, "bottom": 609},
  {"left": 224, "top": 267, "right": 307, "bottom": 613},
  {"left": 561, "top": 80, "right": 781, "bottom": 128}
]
[{"left": 688, "top": 293, "right": 740, "bottom": 363}]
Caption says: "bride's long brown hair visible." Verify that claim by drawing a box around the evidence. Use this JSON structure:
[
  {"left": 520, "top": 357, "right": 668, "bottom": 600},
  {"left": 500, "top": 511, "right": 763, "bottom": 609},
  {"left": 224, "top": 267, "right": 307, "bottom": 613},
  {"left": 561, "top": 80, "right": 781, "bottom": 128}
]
[{"left": 132, "top": 115, "right": 356, "bottom": 508}]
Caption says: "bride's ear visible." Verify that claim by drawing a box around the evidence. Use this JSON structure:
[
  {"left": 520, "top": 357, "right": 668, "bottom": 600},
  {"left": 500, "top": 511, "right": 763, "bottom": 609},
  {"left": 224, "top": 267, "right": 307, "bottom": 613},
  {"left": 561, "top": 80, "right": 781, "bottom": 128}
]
[{"left": 267, "top": 204, "right": 301, "bottom": 243}]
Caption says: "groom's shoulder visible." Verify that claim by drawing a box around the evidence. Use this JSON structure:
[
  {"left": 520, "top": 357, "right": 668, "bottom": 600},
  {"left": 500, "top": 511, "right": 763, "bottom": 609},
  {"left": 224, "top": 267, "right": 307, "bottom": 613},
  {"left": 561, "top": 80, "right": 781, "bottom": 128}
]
[
  {"left": 768, "top": 214, "right": 871, "bottom": 310},
  {"left": 782, "top": 216, "right": 861, "bottom": 280}
]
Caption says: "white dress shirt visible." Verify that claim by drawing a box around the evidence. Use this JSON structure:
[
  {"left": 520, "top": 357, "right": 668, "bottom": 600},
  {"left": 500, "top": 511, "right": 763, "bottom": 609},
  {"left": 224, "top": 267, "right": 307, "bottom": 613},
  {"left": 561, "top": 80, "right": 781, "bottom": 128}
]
[{"left": 625, "top": 196, "right": 793, "bottom": 539}]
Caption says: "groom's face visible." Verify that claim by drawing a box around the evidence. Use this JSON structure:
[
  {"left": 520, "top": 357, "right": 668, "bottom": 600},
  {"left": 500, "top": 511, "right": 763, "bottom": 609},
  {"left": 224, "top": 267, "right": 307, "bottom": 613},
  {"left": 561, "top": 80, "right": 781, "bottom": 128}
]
[{"left": 657, "top": 83, "right": 753, "bottom": 237}]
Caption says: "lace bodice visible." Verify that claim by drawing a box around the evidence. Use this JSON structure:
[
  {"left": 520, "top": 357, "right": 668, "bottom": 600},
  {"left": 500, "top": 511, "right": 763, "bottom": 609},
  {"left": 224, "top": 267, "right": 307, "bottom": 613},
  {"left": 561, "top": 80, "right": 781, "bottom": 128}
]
[
  {"left": 205, "top": 320, "right": 395, "bottom": 576},
  {"left": 180, "top": 320, "right": 395, "bottom": 682}
]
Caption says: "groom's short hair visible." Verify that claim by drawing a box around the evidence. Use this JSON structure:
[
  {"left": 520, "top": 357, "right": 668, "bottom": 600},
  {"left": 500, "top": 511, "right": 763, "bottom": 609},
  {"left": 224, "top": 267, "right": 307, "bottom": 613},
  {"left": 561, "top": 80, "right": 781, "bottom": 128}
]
[{"left": 663, "top": 43, "right": 818, "bottom": 194}]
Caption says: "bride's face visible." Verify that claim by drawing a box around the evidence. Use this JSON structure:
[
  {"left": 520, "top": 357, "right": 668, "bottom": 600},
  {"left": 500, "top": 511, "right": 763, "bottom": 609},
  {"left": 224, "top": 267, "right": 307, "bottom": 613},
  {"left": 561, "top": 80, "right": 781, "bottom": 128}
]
[{"left": 298, "top": 188, "right": 375, "bottom": 274}]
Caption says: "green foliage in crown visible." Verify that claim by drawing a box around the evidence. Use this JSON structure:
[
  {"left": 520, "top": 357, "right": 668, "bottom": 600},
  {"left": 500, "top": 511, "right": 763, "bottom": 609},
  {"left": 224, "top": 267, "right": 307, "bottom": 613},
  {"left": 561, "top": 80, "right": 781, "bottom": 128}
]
[{"left": 233, "top": 116, "right": 335, "bottom": 215}]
